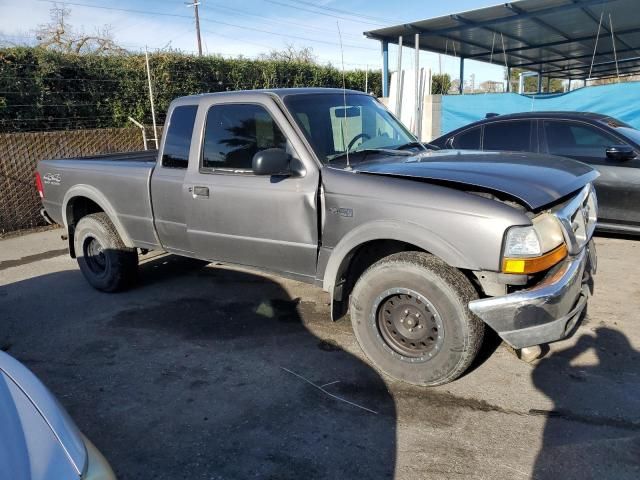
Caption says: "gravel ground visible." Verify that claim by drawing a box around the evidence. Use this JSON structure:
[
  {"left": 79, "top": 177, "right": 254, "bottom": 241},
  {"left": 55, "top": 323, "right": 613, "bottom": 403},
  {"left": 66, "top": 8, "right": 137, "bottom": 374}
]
[{"left": 1, "top": 228, "right": 639, "bottom": 480}]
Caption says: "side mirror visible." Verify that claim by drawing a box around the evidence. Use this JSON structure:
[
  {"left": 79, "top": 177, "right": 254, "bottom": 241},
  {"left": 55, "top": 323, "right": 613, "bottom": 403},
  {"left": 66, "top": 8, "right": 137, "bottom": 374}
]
[
  {"left": 252, "top": 148, "right": 291, "bottom": 175},
  {"left": 606, "top": 145, "right": 636, "bottom": 161}
]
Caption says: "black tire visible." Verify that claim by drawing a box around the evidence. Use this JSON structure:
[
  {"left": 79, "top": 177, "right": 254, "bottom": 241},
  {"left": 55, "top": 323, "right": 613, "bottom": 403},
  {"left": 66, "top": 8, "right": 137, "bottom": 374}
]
[
  {"left": 349, "top": 252, "right": 484, "bottom": 386},
  {"left": 74, "top": 212, "right": 138, "bottom": 292}
]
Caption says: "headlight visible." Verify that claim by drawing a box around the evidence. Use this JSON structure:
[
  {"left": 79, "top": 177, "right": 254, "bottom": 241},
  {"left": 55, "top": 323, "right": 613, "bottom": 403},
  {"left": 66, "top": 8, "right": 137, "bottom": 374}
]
[
  {"left": 502, "top": 213, "right": 567, "bottom": 274},
  {"left": 504, "top": 226, "right": 541, "bottom": 257}
]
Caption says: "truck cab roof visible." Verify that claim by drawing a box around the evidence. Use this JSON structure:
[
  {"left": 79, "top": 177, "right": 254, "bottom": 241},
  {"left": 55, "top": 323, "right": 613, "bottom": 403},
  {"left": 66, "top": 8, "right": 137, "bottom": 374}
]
[{"left": 173, "top": 87, "right": 368, "bottom": 104}]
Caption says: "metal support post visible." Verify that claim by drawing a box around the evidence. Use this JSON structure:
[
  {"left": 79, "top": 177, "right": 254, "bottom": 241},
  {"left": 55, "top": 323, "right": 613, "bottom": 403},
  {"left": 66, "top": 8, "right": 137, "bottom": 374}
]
[
  {"left": 395, "top": 36, "right": 403, "bottom": 115},
  {"left": 414, "top": 33, "right": 420, "bottom": 136},
  {"left": 381, "top": 40, "right": 389, "bottom": 97}
]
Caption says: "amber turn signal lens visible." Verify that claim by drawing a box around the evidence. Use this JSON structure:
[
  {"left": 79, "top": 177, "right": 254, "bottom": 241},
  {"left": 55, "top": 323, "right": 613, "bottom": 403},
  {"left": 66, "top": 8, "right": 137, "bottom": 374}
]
[{"left": 502, "top": 244, "right": 568, "bottom": 274}]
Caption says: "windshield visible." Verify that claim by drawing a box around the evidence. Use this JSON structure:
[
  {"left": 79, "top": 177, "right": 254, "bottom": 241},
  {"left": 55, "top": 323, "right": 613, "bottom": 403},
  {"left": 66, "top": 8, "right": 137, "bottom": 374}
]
[
  {"left": 283, "top": 93, "right": 416, "bottom": 164},
  {"left": 612, "top": 126, "right": 640, "bottom": 146},
  {"left": 599, "top": 118, "right": 640, "bottom": 146}
]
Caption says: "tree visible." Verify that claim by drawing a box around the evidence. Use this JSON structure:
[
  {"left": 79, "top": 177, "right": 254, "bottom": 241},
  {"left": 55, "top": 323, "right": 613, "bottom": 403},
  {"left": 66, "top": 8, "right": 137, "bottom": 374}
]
[
  {"left": 35, "top": 6, "right": 125, "bottom": 55},
  {"left": 259, "top": 44, "right": 317, "bottom": 64},
  {"left": 589, "top": 74, "right": 640, "bottom": 86},
  {"left": 431, "top": 73, "right": 451, "bottom": 94}
]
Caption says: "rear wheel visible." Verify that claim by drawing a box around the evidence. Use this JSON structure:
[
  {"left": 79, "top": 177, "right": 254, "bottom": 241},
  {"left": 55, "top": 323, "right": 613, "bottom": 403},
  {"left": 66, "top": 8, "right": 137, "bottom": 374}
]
[
  {"left": 74, "top": 213, "right": 138, "bottom": 292},
  {"left": 349, "top": 252, "right": 484, "bottom": 386}
]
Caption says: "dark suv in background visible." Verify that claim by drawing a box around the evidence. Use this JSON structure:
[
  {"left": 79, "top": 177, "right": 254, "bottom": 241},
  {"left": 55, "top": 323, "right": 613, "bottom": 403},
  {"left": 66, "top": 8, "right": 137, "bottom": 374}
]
[{"left": 431, "top": 112, "right": 640, "bottom": 235}]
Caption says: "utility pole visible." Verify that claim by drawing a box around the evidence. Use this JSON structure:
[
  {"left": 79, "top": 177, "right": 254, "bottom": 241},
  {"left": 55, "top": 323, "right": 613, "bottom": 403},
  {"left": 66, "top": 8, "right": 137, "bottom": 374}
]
[{"left": 186, "top": 1, "right": 202, "bottom": 56}]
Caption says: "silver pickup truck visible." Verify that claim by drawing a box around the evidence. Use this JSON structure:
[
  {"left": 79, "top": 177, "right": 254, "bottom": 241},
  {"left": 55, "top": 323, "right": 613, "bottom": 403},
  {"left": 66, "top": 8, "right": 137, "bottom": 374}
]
[{"left": 37, "top": 88, "right": 598, "bottom": 386}]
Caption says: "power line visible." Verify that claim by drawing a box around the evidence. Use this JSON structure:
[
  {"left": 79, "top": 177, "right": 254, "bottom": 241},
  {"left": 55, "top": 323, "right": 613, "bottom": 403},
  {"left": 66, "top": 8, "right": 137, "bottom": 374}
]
[
  {"left": 0, "top": 115, "right": 137, "bottom": 122},
  {"left": 4, "top": 102, "right": 154, "bottom": 107},
  {"left": 263, "top": 0, "right": 385, "bottom": 27},
  {"left": 35, "top": 0, "right": 376, "bottom": 51},
  {"left": 199, "top": 22, "right": 373, "bottom": 51},
  {"left": 0, "top": 32, "right": 200, "bottom": 55},
  {"left": 200, "top": 29, "right": 274, "bottom": 51},
  {"left": 282, "top": 0, "right": 404, "bottom": 25},
  {"left": 0, "top": 77, "right": 144, "bottom": 84},
  {"left": 207, "top": 4, "right": 364, "bottom": 41},
  {"left": 0, "top": 32, "right": 265, "bottom": 59}
]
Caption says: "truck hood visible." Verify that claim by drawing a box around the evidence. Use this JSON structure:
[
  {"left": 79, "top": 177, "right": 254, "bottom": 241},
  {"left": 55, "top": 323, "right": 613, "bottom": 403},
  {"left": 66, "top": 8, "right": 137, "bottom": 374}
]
[{"left": 351, "top": 150, "right": 598, "bottom": 210}]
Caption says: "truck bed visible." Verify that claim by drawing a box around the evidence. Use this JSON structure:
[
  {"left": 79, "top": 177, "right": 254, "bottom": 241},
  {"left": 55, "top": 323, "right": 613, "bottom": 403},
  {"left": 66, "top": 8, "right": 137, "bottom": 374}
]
[
  {"left": 53, "top": 150, "right": 158, "bottom": 163},
  {"left": 38, "top": 150, "right": 160, "bottom": 250}
]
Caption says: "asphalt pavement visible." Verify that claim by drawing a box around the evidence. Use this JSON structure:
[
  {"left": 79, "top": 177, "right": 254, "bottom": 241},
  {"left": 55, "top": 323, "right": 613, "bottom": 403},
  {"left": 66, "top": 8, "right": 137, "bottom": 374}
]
[{"left": 1, "top": 228, "right": 639, "bottom": 479}]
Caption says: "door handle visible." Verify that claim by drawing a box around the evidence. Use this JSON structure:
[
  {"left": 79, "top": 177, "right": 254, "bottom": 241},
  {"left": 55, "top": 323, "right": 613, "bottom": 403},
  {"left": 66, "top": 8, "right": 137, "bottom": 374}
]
[{"left": 192, "top": 186, "right": 209, "bottom": 198}]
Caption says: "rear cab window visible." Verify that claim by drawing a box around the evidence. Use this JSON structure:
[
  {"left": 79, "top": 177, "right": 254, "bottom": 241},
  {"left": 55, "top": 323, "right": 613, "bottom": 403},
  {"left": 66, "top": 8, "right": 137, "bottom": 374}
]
[{"left": 161, "top": 105, "right": 198, "bottom": 169}]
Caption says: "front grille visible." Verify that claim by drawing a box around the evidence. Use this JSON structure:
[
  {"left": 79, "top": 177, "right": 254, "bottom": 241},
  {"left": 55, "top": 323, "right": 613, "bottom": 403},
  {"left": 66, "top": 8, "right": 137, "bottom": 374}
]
[{"left": 554, "top": 184, "right": 597, "bottom": 255}]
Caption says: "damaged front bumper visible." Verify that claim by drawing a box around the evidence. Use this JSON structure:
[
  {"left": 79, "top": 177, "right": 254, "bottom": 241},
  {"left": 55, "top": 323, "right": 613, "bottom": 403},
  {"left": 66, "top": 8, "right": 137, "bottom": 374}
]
[{"left": 468, "top": 240, "right": 596, "bottom": 349}]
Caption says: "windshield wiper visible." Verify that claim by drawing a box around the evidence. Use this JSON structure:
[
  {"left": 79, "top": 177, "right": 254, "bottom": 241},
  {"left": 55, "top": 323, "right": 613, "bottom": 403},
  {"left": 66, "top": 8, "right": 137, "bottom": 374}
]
[
  {"left": 327, "top": 148, "right": 413, "bottom": 163},
  {"left": 395, "top": 141, "right": 440, "bottom": 151}
]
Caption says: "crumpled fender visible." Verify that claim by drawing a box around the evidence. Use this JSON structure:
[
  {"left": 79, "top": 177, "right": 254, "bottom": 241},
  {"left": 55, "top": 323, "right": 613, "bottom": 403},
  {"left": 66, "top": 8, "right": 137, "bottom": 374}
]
[{"left": 321, "top": 219, "right": 478, "bottom": 294}]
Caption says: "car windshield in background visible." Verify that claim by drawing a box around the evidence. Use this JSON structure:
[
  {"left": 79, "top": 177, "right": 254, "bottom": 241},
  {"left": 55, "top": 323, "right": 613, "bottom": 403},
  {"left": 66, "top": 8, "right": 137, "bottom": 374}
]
[
  {"left": 613, "top": 126, "right": 640, "bottom": 146},
  {"left": 599, "top": 117, "right": 640, "bottom": 145},
  {"left": 283, "top": 93, "right": 416, "bottom": 164}
]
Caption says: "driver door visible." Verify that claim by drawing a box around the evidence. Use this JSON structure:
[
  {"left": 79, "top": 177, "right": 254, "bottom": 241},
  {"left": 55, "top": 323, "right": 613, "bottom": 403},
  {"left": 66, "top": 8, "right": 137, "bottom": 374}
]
[{"left": 184, "top": 95, "right": 320, "bottom": 280}]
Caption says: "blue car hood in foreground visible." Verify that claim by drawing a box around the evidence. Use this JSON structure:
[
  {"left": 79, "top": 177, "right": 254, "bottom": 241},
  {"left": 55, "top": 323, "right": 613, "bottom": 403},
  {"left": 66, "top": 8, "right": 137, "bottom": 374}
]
[{"left": 352, "top": 150, "right": 599, "bottom": 210}]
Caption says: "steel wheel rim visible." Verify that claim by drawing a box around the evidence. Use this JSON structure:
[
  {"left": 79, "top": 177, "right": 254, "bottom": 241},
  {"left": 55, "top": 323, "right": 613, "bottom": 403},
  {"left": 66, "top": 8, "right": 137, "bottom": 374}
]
[
  {"left": 372, "top": 288, "right": 445, "bottom": 363},
  {"left": 83, "top": 236, "right": 107, "bottom": 275}
]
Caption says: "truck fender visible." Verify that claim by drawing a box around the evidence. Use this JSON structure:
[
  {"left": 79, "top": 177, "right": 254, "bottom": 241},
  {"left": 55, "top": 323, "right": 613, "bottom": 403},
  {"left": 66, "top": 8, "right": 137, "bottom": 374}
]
[
  {"left": 322, "top": 219, "right": 478, "bottom": 295},
  {"left": 62, "top": 185, "right": 135, "bottom": 249}
]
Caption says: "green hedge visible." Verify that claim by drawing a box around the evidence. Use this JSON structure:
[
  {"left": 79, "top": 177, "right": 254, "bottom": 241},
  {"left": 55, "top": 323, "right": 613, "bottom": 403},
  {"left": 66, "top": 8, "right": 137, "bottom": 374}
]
[{"left": 0, "top": 47, "right": 382, "bottom": 132}]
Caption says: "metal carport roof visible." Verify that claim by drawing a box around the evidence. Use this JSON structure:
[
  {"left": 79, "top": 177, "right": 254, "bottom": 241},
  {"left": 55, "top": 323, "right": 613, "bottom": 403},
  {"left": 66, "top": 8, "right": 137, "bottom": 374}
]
[{"left": 364, "top": 0, "right": 640, "bottom": 83}]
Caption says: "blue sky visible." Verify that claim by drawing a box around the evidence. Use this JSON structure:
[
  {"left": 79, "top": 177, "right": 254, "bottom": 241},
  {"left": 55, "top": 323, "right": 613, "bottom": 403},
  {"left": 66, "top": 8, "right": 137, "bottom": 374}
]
[{"left": 0, "top": 0, "right": 508, "bottom": 83}]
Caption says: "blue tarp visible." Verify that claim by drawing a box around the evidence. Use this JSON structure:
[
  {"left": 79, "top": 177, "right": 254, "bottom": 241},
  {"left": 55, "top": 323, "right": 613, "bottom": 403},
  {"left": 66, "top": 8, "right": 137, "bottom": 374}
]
[{"left": 441, "top": 81, "right": 640, "bottom": 135}]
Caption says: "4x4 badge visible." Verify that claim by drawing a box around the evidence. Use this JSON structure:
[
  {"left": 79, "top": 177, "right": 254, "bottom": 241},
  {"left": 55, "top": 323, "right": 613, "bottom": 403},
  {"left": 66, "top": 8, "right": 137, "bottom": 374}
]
[{"left": 43, "top": 173, "right": 61, "bottom": 185}]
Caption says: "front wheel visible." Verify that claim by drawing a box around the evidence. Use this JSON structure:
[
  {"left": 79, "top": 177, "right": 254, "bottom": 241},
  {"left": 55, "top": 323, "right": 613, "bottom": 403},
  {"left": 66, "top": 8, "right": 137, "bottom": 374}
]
[
  {"left": 74, "top": 213, "right": 138, "bottom": 292},
  {"left": 349, "top": 252, "right": 484, "bottom": 386}
]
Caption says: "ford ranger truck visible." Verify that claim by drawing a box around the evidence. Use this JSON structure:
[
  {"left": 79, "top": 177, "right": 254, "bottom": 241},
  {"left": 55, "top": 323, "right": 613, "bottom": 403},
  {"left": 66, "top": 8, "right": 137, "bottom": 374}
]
[{"left": 36, "top": 88, "right": 598, "bottom": 386}]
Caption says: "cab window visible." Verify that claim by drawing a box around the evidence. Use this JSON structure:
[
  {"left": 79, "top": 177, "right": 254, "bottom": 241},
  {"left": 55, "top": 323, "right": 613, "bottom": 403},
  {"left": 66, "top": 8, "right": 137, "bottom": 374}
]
[
  {"left": 162, "top": 105, "right": 198, "bottom": 169},
  {"left": 202, "top": 104, "right": 287, "bottom": 171}
]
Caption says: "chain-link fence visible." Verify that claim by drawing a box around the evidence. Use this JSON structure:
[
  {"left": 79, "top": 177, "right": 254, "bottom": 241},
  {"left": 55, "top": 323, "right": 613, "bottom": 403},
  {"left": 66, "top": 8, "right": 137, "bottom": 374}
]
[{"left": 0, "top": 127, "right": 151, "bottom": 234}]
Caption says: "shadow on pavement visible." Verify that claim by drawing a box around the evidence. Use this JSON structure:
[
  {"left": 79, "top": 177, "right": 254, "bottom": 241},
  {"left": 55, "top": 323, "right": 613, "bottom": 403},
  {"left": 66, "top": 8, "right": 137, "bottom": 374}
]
[
  {"left": 0, "top": 255, "right": 397, "bottom": 479},
  {"left": 532, "top": 328, "right": 640, "bottom": 480}
]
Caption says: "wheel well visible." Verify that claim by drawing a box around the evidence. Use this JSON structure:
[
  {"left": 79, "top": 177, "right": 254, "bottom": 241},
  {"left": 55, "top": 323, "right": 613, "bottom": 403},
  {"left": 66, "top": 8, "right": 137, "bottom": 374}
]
[
  {"left": 331, "top": 239, "right": 425, "bottom": 320},
  {"left": 66, "top": 197, "right": 104, "bottom": 257}
]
